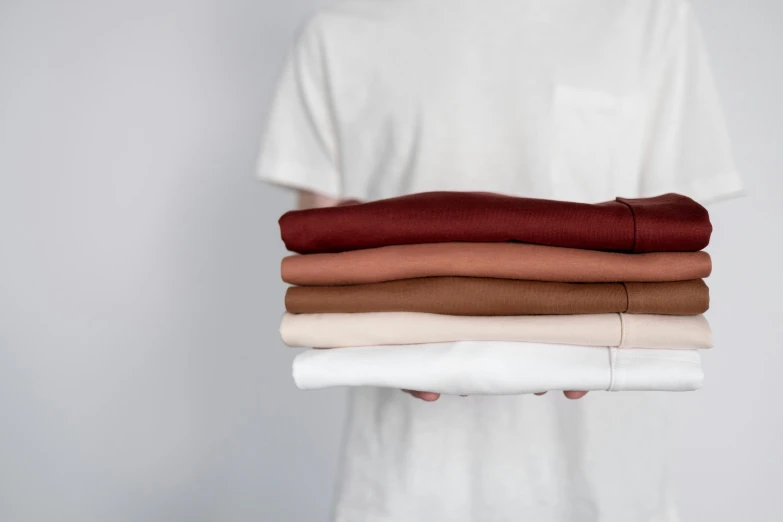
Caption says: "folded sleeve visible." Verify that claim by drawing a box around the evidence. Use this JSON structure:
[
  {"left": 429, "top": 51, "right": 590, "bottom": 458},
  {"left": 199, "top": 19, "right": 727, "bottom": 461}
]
[
  {"left": 640, "top": 3, "right": 744, "bottom": 205},
  {"left": 256, "top": 17, "right": 342, "bottom": 199}
]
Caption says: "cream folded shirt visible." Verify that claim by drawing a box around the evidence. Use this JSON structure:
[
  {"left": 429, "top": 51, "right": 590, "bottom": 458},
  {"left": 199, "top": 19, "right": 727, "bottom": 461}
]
[
  {"left": 292, "top": 342, "right": 704, "bottom": 395},
  {"left": 281, "top": 312, "right": 712, "bottom": 349}
]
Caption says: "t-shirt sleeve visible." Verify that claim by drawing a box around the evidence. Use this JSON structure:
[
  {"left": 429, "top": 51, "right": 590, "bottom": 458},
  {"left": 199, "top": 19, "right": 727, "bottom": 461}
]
[
  {"left": 640, "top": 2, "right": 744, "bottom": 205},
  {"left": 256, "top": 18, "right": 342, "bottom": 199}
]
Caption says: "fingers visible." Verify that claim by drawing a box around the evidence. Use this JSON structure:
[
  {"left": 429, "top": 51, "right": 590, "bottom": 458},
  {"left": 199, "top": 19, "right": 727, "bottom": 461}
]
[
  {"left": 403, "top": 390, "right": 586, "bottom": 401},
  {"left": 535, "top": 391, "right": 588, "bottom": 399},
  {"left": 403, "top": 390, "right": 441, "bottom": 401}
]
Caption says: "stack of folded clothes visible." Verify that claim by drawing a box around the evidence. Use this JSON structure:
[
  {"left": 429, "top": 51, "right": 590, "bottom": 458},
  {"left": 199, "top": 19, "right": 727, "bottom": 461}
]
[{"left": 277, "top": 192, "right": 714, "bottom": 395}]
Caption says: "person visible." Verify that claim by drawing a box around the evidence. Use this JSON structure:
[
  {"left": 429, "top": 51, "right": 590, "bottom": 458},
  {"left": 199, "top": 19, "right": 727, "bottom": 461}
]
[{"left": 258, "top": 1, "right": 743, "bottom": 520}]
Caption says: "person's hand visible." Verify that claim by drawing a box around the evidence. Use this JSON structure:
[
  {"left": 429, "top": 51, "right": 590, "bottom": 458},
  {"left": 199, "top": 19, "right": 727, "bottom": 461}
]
[{"left": 404, "top": 390, "right": 588, "bottom": 401}]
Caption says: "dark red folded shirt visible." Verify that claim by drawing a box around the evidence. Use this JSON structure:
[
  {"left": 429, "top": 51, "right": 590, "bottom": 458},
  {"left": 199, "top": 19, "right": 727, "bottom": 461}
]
[{"left": 279, "top": 192, "right": 711, "bottom": 254}]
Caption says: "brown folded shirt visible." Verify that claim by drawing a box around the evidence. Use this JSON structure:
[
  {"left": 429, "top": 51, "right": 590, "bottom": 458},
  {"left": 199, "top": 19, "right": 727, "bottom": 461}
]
[
  {"left": 282, "top": 243, "right": 712, "bottom": 285},
  {"left": 285, "top": 277, "right": 709, "bottom": 316},
  {"left": 279, "top": 192, "right": 712, "bottom": 254}
]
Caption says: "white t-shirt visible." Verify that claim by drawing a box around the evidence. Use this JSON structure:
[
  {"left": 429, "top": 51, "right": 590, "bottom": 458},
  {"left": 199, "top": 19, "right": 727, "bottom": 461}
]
[{"left": 258, "top": 1, "right": 742, "bottom": 521}]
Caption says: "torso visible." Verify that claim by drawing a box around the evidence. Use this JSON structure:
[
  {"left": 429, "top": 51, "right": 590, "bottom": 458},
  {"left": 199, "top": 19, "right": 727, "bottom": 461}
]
[{"left": 313, "top": 1, "right": 687, "bottom": 520}]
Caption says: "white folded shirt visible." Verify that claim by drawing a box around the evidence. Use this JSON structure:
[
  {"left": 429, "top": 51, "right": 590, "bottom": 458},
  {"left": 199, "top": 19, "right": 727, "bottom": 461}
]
[{"left": 292, "top": 342, "right": 704, "bottom": 395}]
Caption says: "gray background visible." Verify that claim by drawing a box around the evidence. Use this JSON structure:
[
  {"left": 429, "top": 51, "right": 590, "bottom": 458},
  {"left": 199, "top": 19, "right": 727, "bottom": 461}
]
[{"left": 0, "top": 0, "right": 780, "bottom": 521}]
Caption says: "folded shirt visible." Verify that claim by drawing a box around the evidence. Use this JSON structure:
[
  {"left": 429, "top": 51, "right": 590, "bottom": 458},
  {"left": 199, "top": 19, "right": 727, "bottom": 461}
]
[
  {"left": 282, "top": 243, "right": 712, "bottom": 285},
  {"left": 285, "top": 277, "right": 710, "bottom": 316},
  {"left": 292, "top": 342, "right": 704, "bottom": 394},
  {"left": 280, "top": 312, "right": 713, "bottom": 349},
  {"left": 279, "top": 192, "right": 712, "bottom": 254}
]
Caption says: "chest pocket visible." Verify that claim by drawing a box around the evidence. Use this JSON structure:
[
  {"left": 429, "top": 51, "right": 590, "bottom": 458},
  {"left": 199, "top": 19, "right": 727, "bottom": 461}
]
[{"left": 549, "top": 85, "right": 645, "bottom": 202}]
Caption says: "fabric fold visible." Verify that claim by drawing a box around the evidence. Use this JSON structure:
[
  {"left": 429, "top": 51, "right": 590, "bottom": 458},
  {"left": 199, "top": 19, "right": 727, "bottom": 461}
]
[
  {"left": 285, "top": 277, "right": 709, "bottom": 316},
  {"left": 616, "top": 196, "right": 712, "bottom": 253},
  {"left": 280, "top": 312, "right": 713, "bottom": 349},
  {"left": 279, "top": 192, "right": 711, "bottom": 254},
  {"left": 282, "top": 243, "right": 712, "bottom": 285},
  {"left": 292, "top": 342, "right": 704, "bottom": 394}
]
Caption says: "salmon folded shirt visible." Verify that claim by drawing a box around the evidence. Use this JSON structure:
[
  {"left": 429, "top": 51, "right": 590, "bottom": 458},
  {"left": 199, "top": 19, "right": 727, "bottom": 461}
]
[
  {"left": 280, "top": 312, "right": 713, "bottom": 349},
  {"left": 279, "top": 192, "right": 712, "bottom": 254},
  {"left": 282, "top": 243, "right": 712, "bottom": 285},
  {"left": 285, "top": 277, "right": 709, "bottom": 316}
]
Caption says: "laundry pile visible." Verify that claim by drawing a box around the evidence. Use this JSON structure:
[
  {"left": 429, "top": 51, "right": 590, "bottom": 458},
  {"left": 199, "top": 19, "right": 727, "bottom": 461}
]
[{"left": 276, "top": 192, "right": 713, "bottom": 395}]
